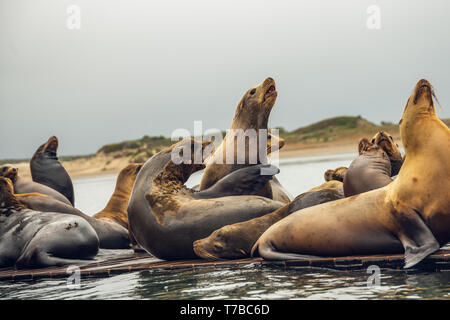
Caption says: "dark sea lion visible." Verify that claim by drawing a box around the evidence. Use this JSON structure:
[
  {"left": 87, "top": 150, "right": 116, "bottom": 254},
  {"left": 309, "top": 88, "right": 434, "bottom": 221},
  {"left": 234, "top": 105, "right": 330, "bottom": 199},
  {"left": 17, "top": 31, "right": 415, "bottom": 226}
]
[
  {"left": 30, "top": 136, "right": 75, "bottom": 205},
  {"left": 15, "top": 192, "right": 130, "bottom": 249},
  {"left": 14, "top": 165, "right": 141, "bottom": 250},
  {"left": 252, "top": 79, "right": 450, "bottom": 268},
  {"left": 370, "top": 131, "right": 403, "bottom": 176},
  {"left": 0, "top": 178, "right": 99, "bottom": 269},
  {"left": 344, "top": 131, "right": 403, "bottom": 197},
  {"left": 0, "top": 164, "right": 72, "bottom": 206},
  {"left": 324, "top": 166, "right": 348, "bottom": 182},
  {"left": 193, "top": 186, "right": 343, "bottom": 260},
  {"left": 127, "top": 138, "right": 284, "bottom": 260},
  {"left": 199, "top": 78, "right": 291, "bottom": 203}
]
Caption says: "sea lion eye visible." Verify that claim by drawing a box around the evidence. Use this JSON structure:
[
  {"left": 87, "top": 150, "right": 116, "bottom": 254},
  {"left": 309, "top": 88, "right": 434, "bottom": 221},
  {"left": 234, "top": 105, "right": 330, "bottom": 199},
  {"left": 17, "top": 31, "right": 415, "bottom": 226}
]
[
  {"left": 250, "top": 89, "right": 256, "bottom": 95},
  {"left": 371, "top": 139, "right": 375, "bottom": 143},
  {"left": 389, "top": 136, "right": 393, "bottom": 140}
]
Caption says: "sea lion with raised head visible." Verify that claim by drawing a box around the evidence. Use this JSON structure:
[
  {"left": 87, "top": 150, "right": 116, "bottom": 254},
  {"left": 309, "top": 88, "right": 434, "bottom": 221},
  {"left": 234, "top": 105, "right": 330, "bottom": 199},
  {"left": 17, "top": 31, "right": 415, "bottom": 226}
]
[
  {"left": 199, "top": 78, "right": 291, "bottom": 203},
  {"left": 30, "top": 136, "right": 75, "bottom": 205},
  {"left": 127, "top": 138, "right": 284, "bottom": 260},
  {"left": 194, "top": 185, "right": 343, "bottom": 260},
  {"left": 0, "top": 165, "right": 73, "bottom": 206},
  {"left": 252, "top": 79, "right": 450, "bottom": 269},
  {"left": 0, "top": 177, "right": 99, "bottom": 268},
  {"left": 344, "top": 131, "right": 403, "bottom": 197}
]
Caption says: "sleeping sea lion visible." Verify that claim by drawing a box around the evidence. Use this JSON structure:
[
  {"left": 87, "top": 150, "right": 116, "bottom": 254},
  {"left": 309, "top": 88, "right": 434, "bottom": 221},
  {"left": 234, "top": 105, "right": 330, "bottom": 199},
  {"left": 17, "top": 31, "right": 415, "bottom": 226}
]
[
  {"left": 193, "top": 185, "right": 343, "bottom": 260},
  {"left": 14, "top": 164, "right": 142, "bottom": 249},
  {"left": 0, "top": 177, "right": 99, "bottom": 268},
  {"left": 252, "top": 79, "right": 450, "bottom": 269}
]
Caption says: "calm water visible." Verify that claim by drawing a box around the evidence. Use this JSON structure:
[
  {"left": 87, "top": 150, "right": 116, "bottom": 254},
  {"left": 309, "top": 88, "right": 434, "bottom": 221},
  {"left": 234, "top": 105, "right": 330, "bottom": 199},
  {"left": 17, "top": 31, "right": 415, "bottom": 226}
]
[{"left": 2, "top": 152, "right": 450, "bottom": 300}]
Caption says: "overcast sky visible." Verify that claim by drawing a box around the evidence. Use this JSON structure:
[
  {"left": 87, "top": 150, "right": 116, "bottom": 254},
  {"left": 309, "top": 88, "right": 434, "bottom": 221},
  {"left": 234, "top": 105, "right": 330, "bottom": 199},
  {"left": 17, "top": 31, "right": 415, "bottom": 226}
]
[{"left": 1, "top": 0, "right": 449, "bottom": 159}]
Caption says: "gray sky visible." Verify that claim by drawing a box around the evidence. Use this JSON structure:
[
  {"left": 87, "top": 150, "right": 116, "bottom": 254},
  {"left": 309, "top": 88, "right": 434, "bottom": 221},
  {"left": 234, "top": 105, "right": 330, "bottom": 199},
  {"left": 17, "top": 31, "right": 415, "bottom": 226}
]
[{"left": 1, "top": 0, "right": 449, "bottom": 159}]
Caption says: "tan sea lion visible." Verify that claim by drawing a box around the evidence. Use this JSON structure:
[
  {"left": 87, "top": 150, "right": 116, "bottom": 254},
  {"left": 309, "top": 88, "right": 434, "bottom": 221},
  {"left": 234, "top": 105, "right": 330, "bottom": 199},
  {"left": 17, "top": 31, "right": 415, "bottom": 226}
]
[
  {"left": 344, "top": 132, "right": 403, "bottom": 197},
  {"left": 252, "top": 79, "right": 450, "bottom": 268},
  {"left": 127, "top": 138, "right": 284, "bottom": 260},
  {"left": 324, "top": 166, "right": 348, "bottom": 182},
  {"left": 199, "top": 78, "right": 291, "bottom": 203},
  {"left": 0, "top": 165, "right": 73, "bottom": 206},
  {"left": 0, "top": 177, "right": 99, "bottom": 268},
  {"left": 193, "top": 185, "right": 343, "bottom": 260},
  {"left": 93, "top": 163, "right": 143, "bottom": 229}
]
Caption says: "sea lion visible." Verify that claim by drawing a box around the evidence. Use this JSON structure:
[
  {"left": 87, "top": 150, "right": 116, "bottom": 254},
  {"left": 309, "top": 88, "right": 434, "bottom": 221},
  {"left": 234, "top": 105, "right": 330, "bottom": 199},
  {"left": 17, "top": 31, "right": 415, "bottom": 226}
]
[
  {"left": 370, "top": 131, "right": 403, "bottom": 176},
  {"left": 30, "top": 136, "right": 75, "bottom": 205},
  {"left": 199, "top": 77, "right": 291, "bottom": 203},
  {"left": 0, "top": 164, "right": 73, "bottom": 206},
  {"left": 14, "top": 165, "right": 142, "bottom": 250},
  {"left": 344, "top": 131, "right": 403, "bottom": 197},
  {"left": 93, "top": 163, "right": 143, "bottom": 229},
  {"left": 127, "top": 138, "right": 284, "bottom": 260},
  {"left": 193, "top": 186, "right": 343, "bottom": 260},
  {"left": 324, "top": 166, "right": 348, "bottom": 182},
  {"left": 252, "top": 79, "right": 450, "bottom": 268},
  {"left": 0, "top": 177, "right": 99, "bottom": 268}
]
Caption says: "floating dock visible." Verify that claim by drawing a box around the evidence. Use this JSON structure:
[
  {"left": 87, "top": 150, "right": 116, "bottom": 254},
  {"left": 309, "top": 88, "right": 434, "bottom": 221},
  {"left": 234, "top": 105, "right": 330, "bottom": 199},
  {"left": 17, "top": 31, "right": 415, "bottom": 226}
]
[{"left": 0, "top": 248, "right": 449, "bottom": 281}]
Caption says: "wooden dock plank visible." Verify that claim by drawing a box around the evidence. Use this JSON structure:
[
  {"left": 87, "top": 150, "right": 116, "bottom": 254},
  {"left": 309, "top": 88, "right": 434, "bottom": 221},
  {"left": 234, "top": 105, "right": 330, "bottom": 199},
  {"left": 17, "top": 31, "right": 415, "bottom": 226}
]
[{"left": 0, "top": 249, "right": 449, "bottom": 281}]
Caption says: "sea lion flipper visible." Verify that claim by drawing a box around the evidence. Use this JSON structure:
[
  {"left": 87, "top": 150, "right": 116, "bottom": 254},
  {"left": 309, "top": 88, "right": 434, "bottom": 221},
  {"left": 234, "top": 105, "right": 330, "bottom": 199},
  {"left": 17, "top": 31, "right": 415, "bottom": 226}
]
[
  {"left": 251, "top": 239, "right": 318, "bottom": 261},
  {"left": 194, "top": 164, "right": 279, "bottom": 199},
  {"left": 396, "top": 207, "right": 440, "bottom": 268}
]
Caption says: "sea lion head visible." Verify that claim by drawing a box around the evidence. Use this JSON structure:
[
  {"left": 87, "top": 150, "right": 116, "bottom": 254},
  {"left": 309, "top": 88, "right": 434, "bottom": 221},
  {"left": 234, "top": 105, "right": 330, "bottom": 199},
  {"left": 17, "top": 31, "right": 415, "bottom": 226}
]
[
  {"left": 371, "top": 131, "right": 403, "bottom": 176},
  {"left": 35, "top": 136, "right": 59, "bottom": 157},
  {"left": 324, "top": 166, "right": 348, "bottom": 182},
  {"left": 0, "top": 177, "right": 24, "bottom": 214},
  {"left": 0, "top": 165, "right": 19, "bottom": 184},
  {"left": 399, "top": 79, "right": 437, "bottom": 150},
  {"left": 117, "top": 163, "right": 144, "bottom": 185},
  {"left": 232, "top": 77, "right": 277, "bottom": 129},
  {"left": 193, "top": 226, "right": 250, "bottom": 260}
]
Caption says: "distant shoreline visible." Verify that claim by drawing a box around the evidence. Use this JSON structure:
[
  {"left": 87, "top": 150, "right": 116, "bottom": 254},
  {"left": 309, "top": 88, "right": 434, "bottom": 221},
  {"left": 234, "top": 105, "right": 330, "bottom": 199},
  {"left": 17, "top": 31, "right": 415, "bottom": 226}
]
[{"left": 11, "top": 137, "right": 390, "bottom": 180}]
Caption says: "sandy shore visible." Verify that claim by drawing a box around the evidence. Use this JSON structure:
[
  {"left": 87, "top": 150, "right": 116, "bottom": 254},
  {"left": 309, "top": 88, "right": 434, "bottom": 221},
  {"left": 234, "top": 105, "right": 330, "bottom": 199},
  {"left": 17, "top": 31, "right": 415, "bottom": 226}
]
[{"left": 12, "top": 134, "right": 403, "bottom": 180}]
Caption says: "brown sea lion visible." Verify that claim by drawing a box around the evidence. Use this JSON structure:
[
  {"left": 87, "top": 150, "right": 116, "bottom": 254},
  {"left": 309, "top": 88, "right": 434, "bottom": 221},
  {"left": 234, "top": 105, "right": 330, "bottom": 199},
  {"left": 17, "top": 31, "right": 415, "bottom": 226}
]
[
  {"left": 93, "top": 163, "right": 143, "bottom": 229},
  {"left": 127, "top": 138, "right": 284, "bottom": 260},
  {"left": 0, "top": 177, "right": 99, "bottom": 268},
  {"left": 344, "top": 131, "right": 403, "bottom": 197},
  {"left": 252, "top": 79, "right": 450, "bottom": 268},
  {"left": 199, "top": 78, "right": 291, "bottom": 203},
  {"left": 0, "top": 165, "right": 72, "bottom": 206},
  {"left": 30, "top": 136, "right": 75, "bottom": 205},
  {"left": 193, "top": 185, "right": 344, "bottom": 260},
  {"left": 324, "top": 166, "right": 348, "bottom": 182}
]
